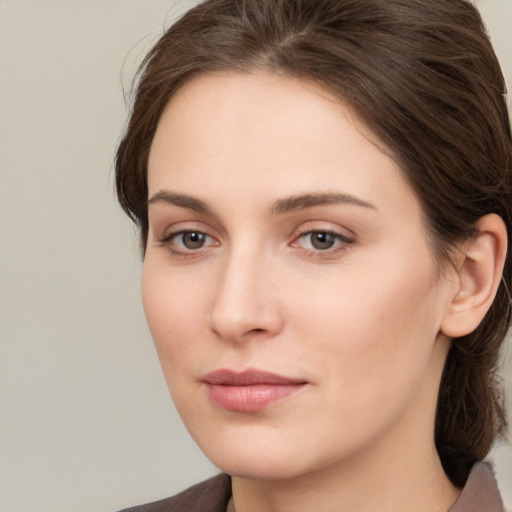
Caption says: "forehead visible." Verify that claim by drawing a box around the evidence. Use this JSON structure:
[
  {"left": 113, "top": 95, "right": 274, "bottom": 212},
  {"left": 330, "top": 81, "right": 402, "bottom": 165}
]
[
  {"left": 148, "top": 71, "right": 420, "bottom": 220},
  {"left": 151, "top": 71, "right": 383, "bottom": 157}
]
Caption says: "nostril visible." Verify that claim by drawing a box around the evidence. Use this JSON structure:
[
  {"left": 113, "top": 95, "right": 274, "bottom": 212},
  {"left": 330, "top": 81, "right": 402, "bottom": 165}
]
[{"left": 249, "top": 328, "right": 266, "bottom": 335}]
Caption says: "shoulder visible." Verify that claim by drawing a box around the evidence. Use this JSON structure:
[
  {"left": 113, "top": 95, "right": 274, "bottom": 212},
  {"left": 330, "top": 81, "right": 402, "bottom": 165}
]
[
  {"left": 117, "top": 473, "right": 231, "bottom": 512},
  {"left": 449, "top": 462, "right": 506, "bottom": 512}
]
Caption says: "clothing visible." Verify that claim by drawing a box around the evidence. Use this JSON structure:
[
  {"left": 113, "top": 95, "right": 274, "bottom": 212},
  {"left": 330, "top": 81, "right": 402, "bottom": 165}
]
[
  {"left": 118, "top": 462, "right": 505, "bottom": 512},
  {"left": 448, "top": 463, "right": 506, "bottom": 512},
  {"left": 118, "top": 474, "right": 231, "bottom": 512}
]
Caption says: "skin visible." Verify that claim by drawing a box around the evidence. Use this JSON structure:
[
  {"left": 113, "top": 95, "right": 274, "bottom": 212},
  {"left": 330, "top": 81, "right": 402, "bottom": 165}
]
[{"left": 143, "top": 72, "right": 464, "bottom": 512}]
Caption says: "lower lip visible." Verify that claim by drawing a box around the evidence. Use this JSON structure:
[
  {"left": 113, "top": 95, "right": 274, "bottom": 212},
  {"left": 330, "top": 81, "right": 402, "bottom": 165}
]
[{"left": 204, "top": 383, "right": 306, "bottom": 412}]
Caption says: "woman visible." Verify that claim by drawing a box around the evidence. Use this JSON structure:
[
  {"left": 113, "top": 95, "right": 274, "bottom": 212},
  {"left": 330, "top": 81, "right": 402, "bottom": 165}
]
[{"left": 115, "top": 0, "right": 511, "bottom": 510}]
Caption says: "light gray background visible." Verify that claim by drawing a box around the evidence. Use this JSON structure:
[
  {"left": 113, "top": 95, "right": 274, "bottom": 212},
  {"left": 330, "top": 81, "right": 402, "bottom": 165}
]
[{"left": 0, "top": 1, "right": 510, "bottom": 511}]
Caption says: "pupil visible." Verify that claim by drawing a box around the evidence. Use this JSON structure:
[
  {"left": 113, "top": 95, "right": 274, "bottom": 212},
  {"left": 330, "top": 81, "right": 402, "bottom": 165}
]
[
  {"left": 183, "top": 232, "right": 205, "bottom": 249},
  {"left": 311, "top": 232, "right": 335, "bottom": 250}
]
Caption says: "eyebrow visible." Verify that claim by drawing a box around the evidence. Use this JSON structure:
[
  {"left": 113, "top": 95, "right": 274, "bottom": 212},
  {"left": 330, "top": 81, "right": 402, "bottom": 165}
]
[
  {"left": 270, "top": 192, "right": 376, "bottom": 214},
  {"left": 148, "top": 191, "right": 210, "bottom": 213},
  {"left": 147, "top": 190, "right": 376, "bottom": 215}
]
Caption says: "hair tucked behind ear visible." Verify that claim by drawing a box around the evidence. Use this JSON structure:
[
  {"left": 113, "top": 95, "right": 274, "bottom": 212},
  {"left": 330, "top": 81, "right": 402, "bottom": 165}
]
[{"left": 115, "top": 0, "right": 512, "bottom": 486}]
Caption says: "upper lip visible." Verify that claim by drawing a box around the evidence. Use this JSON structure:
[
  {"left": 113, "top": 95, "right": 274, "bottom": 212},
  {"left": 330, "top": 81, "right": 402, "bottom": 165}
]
[{"left": 202, "top": 369, "right": 307, "bottom": 386}]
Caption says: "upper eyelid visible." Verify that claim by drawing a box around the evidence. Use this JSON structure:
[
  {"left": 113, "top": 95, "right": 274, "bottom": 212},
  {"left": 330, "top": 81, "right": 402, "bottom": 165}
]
[
  {"left": 161, "top": 228, "right": 216, "bottom": 243},
  {"left": 292, "top": 221, "right": 355, "bottom": 240},
  {"left": 154, "top": 220, "right": 355, "bottom": 246},
  {"left": 292, "top": 229, "right": 354, "bottom": 246},
  {"left": 157, "top": 221, "right": 218, "bottom": 239},
  {"left": 150, "top": 211, "right": 226, "bottom": 235},
  {"left": 295, "top": 228, "right": 353, "bottom": 238}
]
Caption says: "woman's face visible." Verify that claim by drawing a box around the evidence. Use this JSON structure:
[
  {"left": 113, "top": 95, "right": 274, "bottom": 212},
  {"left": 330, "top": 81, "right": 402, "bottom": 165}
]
[{"left": 143, "top": 72, "right": 457, "bottom": 480}]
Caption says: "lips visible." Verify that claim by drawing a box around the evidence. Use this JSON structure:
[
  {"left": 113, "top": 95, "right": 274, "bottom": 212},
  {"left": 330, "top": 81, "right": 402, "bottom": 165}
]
[{"left": 202, "top": 369, "right": 307, "bottom": 412}]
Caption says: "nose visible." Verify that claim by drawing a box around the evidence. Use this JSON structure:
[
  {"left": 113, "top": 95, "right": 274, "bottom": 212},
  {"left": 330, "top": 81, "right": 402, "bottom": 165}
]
[{"left": 208, "top": 249, "right": 284, "bottom": 343}]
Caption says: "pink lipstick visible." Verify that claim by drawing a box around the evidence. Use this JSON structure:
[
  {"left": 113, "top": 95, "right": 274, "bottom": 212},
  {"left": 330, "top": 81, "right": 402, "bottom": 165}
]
[{"left": 202, "top": 369, "right": 307, "bottom": 412}]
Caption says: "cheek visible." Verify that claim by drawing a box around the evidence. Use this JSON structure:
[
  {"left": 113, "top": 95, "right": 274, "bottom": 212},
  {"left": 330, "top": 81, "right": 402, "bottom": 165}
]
[
  {"left": 293, "top": 254, "right": 442, "bottom": 394},
  {"left": 285, "top": 278, "right": 441, "bottom": 456},
  {"left": 141, "top": 259, "right": 210, "bottom": 367}
]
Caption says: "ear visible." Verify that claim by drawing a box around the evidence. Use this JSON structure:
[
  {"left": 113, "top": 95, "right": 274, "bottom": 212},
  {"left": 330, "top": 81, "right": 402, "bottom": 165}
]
[{"left": 440, "top": 214, "right": 508, "bottom": 338}]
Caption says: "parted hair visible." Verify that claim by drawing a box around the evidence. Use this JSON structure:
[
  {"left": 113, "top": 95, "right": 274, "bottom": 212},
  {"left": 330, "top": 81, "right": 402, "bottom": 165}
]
[{"left": 115, "top": 0, "right": 512, "bottom": 486}]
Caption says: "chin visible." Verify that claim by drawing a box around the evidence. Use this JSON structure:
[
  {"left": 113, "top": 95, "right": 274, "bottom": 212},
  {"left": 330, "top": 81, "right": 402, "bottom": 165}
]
[
  {"left": 187, "top": 425, "right": 297, "bottom": 478},
  {"left": 210, "top": 452, "right": 310, "bottom": 481},
  {"left": 190, "top": 423, "right": 343, "bottom": 482}
]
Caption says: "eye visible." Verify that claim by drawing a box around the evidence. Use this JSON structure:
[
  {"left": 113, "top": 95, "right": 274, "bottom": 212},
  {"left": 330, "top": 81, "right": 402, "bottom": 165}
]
[
  {"left": 292, "top": 230, "right": 354, "bottom": 252},
  {"left": 304, "top": 231, "right": 338, "bottom": 250},
  {"left": 177, "top": 231, "right": 209, "bottom": 249},
  {"left": 160, "top": 230, "right": 217, "bottom": 254}
]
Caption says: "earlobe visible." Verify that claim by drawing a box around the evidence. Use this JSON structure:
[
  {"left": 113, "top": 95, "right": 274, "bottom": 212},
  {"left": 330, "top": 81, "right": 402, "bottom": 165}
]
[{"left": 440, "top": 214, "right": 508, "bottom": 338}]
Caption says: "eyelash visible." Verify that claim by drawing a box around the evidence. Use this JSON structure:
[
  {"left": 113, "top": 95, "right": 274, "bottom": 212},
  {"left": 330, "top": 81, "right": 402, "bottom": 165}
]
[
  {"left": 158, "top": 229, "right": 354, "bottom": 259},
  {"left": 158, "top": 230, "right": 218, "bottom": 258},
  {"left": 291, "top": 230, "right": 354, "bottom": 257}
]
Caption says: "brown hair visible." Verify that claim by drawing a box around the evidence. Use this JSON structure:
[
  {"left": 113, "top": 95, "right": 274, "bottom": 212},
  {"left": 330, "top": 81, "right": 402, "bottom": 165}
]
[{"left": 115, "top": 0, "right": 512, "bottom": 486}]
